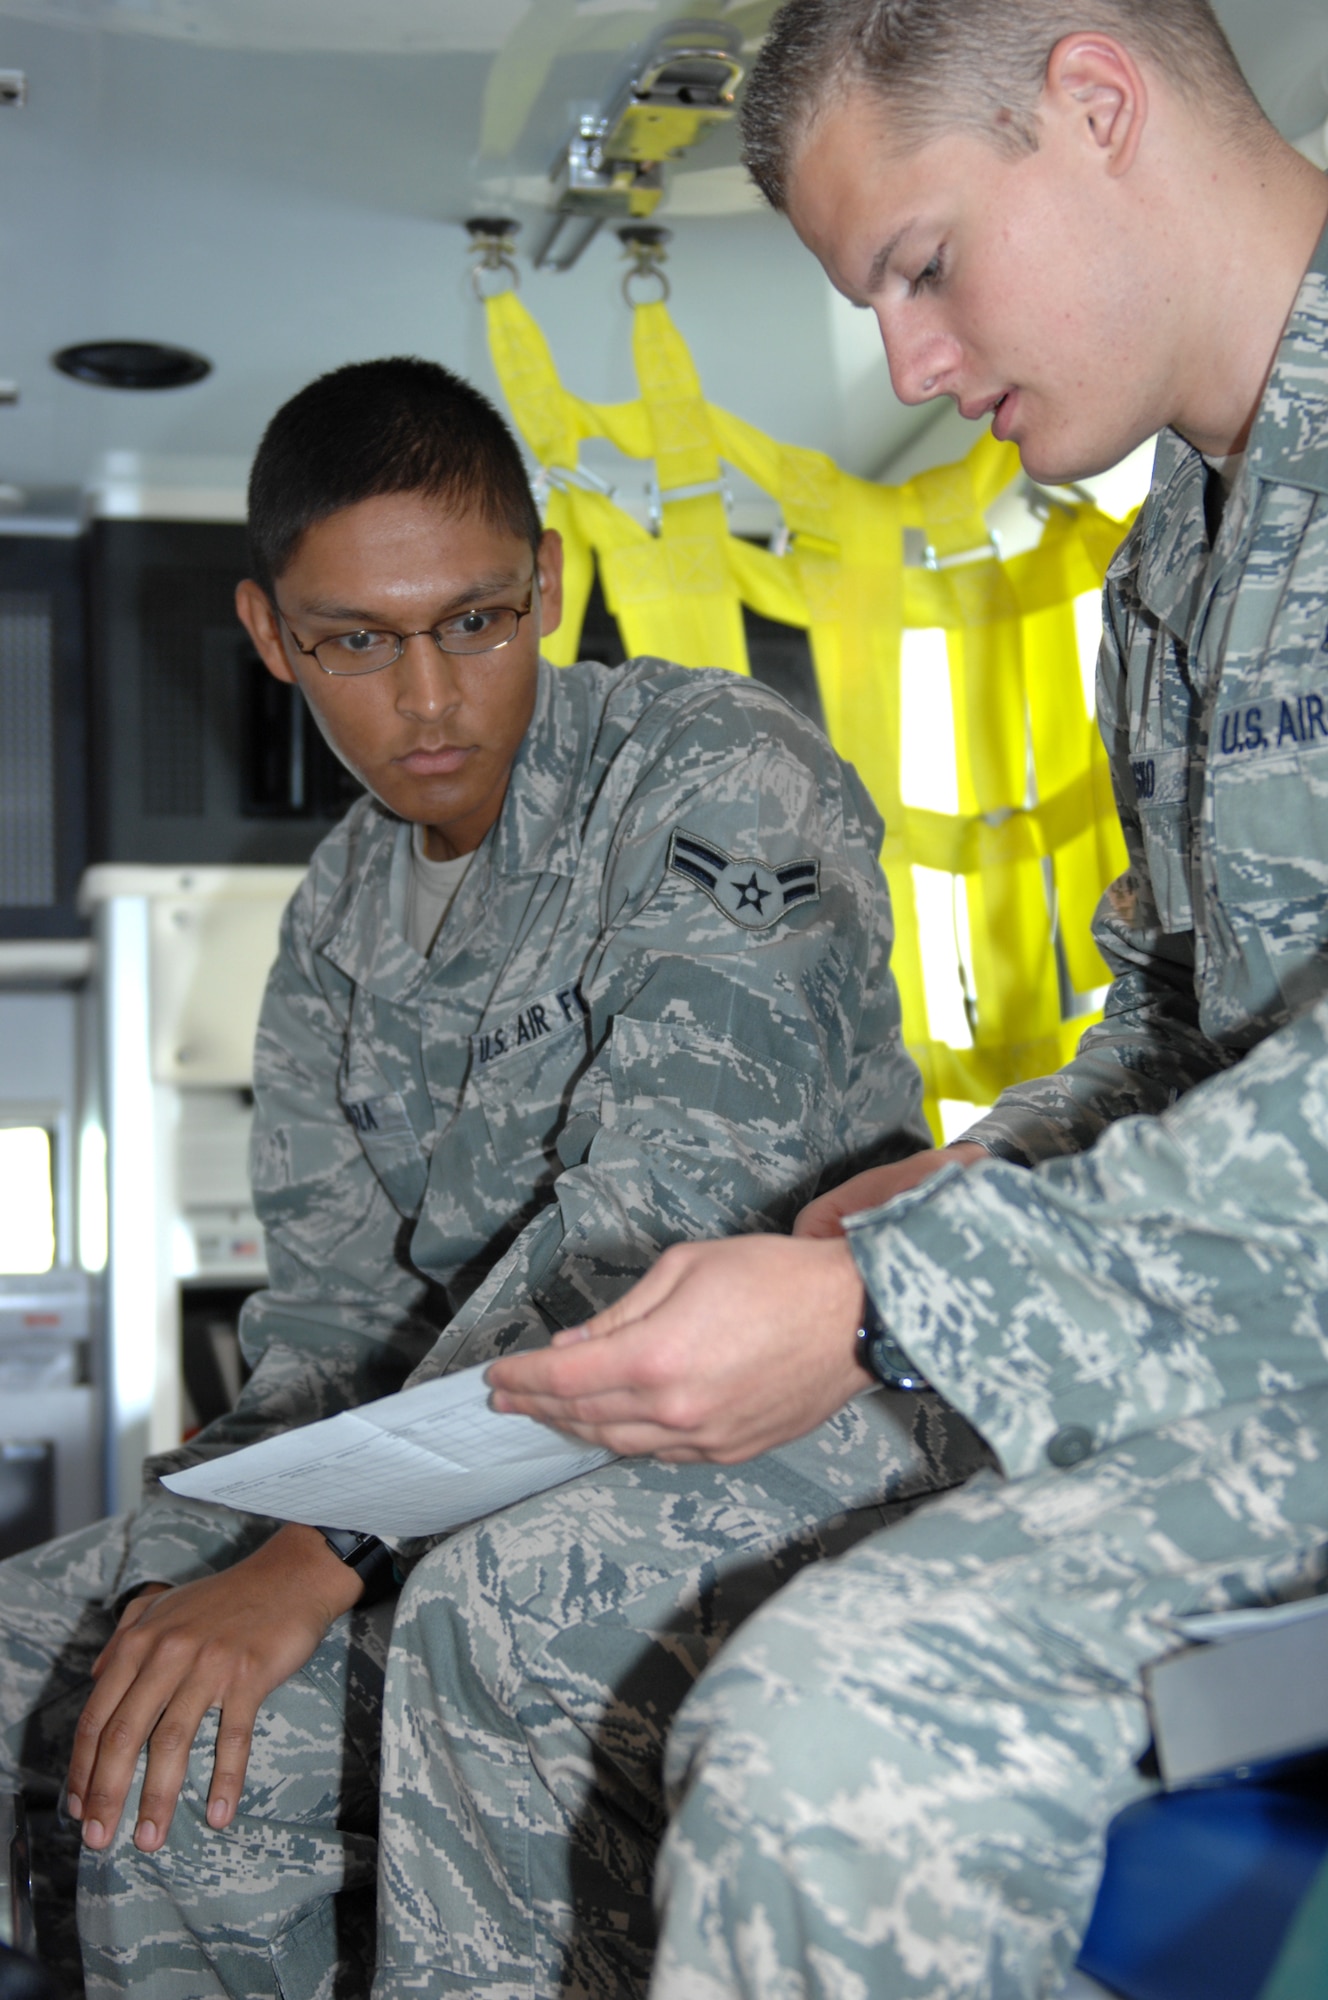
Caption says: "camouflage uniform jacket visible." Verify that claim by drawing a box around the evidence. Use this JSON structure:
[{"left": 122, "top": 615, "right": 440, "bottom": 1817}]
[
  {"left": 123, "top": 656, "right": 925, "bottom": 1592},
  {"left": 852, "top": 219, "right": 1328, "bottom": 1481},
  {"left": 967, "top": 216, "right": 1328, "bottom": 1166}
]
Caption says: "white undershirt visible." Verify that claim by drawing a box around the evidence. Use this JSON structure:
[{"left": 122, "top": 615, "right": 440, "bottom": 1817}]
[{"left": 404, "top": 824, "right": 473, "bottom": 956}]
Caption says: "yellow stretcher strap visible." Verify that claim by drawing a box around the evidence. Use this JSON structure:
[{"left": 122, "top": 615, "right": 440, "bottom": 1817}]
[{"left": 484, "top": 287, "right": 1130, "bottom": 1135}]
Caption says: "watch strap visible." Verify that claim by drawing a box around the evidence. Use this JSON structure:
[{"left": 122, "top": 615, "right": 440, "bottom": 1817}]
[
  {"left": 315, "top": 1526, "right": 398, "bottom": 1604},
  {"left": 856, "top": 1293, "right": 931, "bottom": 1393}
]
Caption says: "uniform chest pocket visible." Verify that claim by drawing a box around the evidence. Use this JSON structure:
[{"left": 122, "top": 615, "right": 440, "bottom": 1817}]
[
  {"left": 1210, "top": 735, "right": 1328, "bottom": 911},
  {"left": 1133, "top": 745, "right": 1195, "bottom": 932},
  {"left": 337, "top": 1081, "right": 430, "bottom": 1219},
  {"left": 468, "top": 983, "right": 591, "bottom": 1177}
]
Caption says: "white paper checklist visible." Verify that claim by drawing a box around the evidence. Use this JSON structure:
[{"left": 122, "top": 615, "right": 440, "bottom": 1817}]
[{"left": 161, "top": 1363, "right": 616, "bottom": 1537}]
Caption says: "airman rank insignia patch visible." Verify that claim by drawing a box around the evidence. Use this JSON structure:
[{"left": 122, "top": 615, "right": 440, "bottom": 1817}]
[{"left": 666, "top": 829, "right": 821, "bottom": 930}]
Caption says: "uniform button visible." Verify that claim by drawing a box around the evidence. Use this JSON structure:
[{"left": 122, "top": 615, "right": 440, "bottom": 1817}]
[{"left": 1047, "top": 1424, "right": 1094, "bottom": 1468}]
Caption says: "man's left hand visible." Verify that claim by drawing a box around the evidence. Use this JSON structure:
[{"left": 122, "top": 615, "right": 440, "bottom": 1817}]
[{"left": 487, "top": 1234, "right": 870, "bottom": 1462}]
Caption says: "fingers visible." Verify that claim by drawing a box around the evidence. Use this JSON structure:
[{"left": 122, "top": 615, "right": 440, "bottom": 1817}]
[
  {"left": 66, "top": 1636, "right": 162, "bottom": 1832},
  {"left": 794, "top": 1156, "right": 954, "bottom": 1240},
  {"left": 129, "top": 1681, "right": 218, "bottom": 1850},
  {"left": 555, "top": 1419, "right": 706, "bottom": 1459},
  {"left": 69, "top": 1676, "right": 170, "bottom": 1850},
  {"left": 791, "top": 1193, "right": 850, "bottom": 1239},
  {"left": 137, "top": 1692, "right": 258, "bottom": 1847},
  {"left": 69, "top": 1624, "right": 203, "bottom": 1849},
  {"left": 74, "top": 1672, "right": 258, "bottom": 1854},
  {"left": 69, "top": 1536, "right": 343, "bottom": 1857},
  {"left": 205, "top": 1703, "right": 259, "bottom": 1831},
  {"left": 493, "top": 1330, "right": 640, "bottom": 1398},
  {"left": 489, "top": 1246, "right": 701, "bottom": 1400},
  {"left": 491, "top": 1379, "right": 661, "bottom": 1430}
]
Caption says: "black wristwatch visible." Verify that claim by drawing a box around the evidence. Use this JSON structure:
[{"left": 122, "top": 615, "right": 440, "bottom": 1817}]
[
  {"left": 315, "top": 1526, "right": 399, "bottom": 1605},
  {"left": 856, "top": 1292, "right": 931, "bottom": 1393}
]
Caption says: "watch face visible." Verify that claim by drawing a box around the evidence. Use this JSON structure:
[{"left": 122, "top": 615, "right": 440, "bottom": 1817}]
[
  {"left": 859, "top": 1323, "right": 929, "bottom": 1393},
  {"left": 319, "top": 1526, "right": 369, "bottom": 1561}
]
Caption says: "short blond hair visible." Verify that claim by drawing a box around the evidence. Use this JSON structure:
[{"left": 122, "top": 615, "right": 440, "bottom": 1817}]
[{"left": 741, "top": 0, "right": 1266, "bottom": 209}]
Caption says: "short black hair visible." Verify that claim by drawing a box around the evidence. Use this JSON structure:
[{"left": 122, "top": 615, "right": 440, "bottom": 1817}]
[{"left": 247, "top": 356, "right": 543, "bottom": 594}]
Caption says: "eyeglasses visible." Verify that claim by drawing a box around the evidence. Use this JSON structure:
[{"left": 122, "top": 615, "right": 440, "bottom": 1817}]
[{"left": 278, "top": 595, "right": 535, "bottom": 678}]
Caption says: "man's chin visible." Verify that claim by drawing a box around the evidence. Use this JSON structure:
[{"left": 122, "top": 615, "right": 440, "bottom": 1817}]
[{"left": 1017, "top": 431, "right": 1139, "bottom": 489}]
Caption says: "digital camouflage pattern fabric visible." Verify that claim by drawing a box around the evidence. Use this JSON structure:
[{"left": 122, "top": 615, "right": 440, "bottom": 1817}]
[
  {"left": 0, "top": 653, "right": 935, "bottom": 1996},
  {"left": 650, "top": 222, "right": 1328, "bottom": 2000},
  {"left": 374, "top": 1380, "right": 990, "bottom": 1998},
  {"left": 0, "top": 1514, "right": 393, "bottom": 1999},
  {"left": 964, "top": 221, "right": 1328, "bottom": 1169},
  {"left": 134, "top": 651, "right": 928, "bottom": 1592}
]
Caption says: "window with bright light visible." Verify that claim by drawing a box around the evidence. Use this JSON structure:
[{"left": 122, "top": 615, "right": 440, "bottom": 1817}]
[
  {"left": 912, "top": 866, "right": 975, "bottom": 1050},
  {"left": 899, "top": 627, "right": 959, "bottom": 814},
  {"left": 0, "top": 1126, "right": 56, "bottom": 1274},
  {"left": 939, "top": 1098, "right": 990, "bottom": 1145},
  {"left": 1074, "top": 590, "right": 1105, "bottom": 717}
]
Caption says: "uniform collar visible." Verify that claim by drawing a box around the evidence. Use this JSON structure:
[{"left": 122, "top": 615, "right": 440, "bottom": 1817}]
[
  {"left": 1117, "top": 429, "right": 1209, "bottom": 642},
  {"left": 311, "top": 806, "right": 417, "bottom": 1000},
  {"left": 490, "top": 656, "right": 586, "bottom": 881},
  {"left": 1244, "top": 214, "right": 1328, "bottom": 496},
  {"left": 312, "top": 656, "right": 584, "bottom": 1001},
  {"left": 1123, "top": 216, "right": 1328, "bottom": 638}
]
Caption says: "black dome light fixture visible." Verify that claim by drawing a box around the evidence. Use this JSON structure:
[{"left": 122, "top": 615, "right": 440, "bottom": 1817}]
[{"left": 52, "top": 340, "right": 212, "bottom": 390}]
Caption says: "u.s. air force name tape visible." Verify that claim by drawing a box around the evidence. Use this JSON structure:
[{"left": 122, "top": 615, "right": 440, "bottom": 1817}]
[
  {"left": 471, "top": 982, "right": 589, "bottom": 1069},
  {"left": 666, "top": 829, "right": 821, "bottom": 931}
]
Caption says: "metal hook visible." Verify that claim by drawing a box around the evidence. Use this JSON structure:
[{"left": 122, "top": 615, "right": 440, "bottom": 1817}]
[
  {"left": 618, "top": 224, "right": 671, "bottom": 306},
  {"left": 466, "top": 216, "right": 521, "bottom": 300}
]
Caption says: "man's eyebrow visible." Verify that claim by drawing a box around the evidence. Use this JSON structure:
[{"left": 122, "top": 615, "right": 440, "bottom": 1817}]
[
  {"left": 297, "top": 572, "right": 530, "bottom": 623},
  {"left": 865, "top": 221, "right": 918, "bottom": 295}
]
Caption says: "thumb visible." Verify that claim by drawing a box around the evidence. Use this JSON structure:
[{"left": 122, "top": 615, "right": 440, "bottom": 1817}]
[{"left": 792, "top": 1198, "right": 849, "bottom": 1241}]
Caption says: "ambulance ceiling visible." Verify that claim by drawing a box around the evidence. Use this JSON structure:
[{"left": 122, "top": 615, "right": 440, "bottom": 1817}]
[{"left": 0, "top": 0, "right": 1323, "bottom": 508}]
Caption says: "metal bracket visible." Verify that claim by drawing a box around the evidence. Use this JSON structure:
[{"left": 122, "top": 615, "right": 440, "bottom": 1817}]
[{"left": 533, "top": 20, "right": 743, "bottom": 273}]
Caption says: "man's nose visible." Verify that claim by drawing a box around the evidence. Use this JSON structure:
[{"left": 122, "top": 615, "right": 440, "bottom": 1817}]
[
  {"left": 877, "top": 310, "right": 957, "bottom": 407},
  {"left": 393, "top": 633, "right": 459, "bottom": 718}
]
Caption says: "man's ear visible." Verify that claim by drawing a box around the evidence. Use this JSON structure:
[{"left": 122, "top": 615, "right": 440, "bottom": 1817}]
[
  {"left": 1044, "top": 33, "right": 1147, "bottom": 178},
  {"left": 534, "top": 527, "right": 565, "bottom": 641},
  {"left": 235, "top": 577, "right": 298, "bottom": 686}
]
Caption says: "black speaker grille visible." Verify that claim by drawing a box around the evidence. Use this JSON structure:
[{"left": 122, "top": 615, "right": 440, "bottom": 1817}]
[
  {"left": 140, "top": 567, "right": 239, "bottom": 817},
  {"left": 0, "top": 589, "right": 57, "bottom": 907}
]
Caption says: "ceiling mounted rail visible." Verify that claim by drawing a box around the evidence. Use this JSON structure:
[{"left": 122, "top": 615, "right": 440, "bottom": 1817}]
[{"left": 531, "top": 19, "right": 744, "bottom": 273}]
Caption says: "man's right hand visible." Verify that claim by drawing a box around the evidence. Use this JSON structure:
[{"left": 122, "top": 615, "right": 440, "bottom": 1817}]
[
  {"left": 794, "top": 1142, "right": 988, "bottom": 1239},
  {"left": 66, "top": 1522, "right": 364, "bottom": 1857}
]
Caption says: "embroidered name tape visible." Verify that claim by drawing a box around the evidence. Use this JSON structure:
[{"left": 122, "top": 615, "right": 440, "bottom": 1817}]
[
  {"left": 1214, "top": 692, "right": 1328, "bottom": 758},
  {"left": 471, "top": 983, "right": 588, "bottom": 1069},
  {"left": 667, "top": 829, "right": 821, "bottom": 930},
  {"left": 342, "top": 1089, "right": 416, "bottom": 1142},
  {"left": 1130, "top": 745, "right": 1189, "bottom": 804}
]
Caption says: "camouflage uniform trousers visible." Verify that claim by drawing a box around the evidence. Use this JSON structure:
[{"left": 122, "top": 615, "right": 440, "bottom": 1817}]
[
  {"left": 0, "top": 1513, "right": 392, "bottom": 2000},
  {"left": 372, "top": 1388, "right": 991, "bottom": 2000},
  {"left": 0, "top": 1392, "right": 984, "bottom": 2000},
  {"left": 650, "top": 1385, "right": 1328, "bottom": 2000}
]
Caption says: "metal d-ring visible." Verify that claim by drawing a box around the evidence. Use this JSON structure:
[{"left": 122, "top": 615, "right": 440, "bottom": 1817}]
[
  {"left": 622, "top": 263, "right": 671, "bottom": 306},
  {"left": 466, "top": 216, "right": 521, "bottom": 300},
  {"left": 618, "top": 224, "right": 672, "bottom": 307}
]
